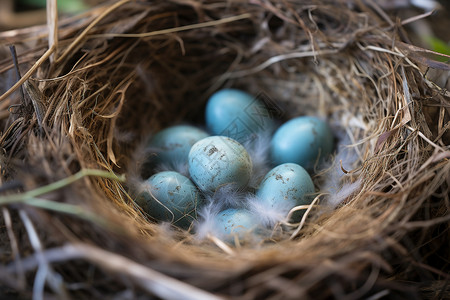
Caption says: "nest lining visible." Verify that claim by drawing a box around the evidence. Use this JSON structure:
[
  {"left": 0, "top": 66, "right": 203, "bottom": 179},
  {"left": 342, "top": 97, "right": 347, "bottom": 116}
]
[{"left": 0, "top": 0, "right": 449, "bottom": 299}]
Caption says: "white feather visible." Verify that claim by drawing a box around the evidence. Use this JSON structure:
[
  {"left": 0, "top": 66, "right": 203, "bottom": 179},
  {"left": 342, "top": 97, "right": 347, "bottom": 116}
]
[
  {"left": 245, "top": 194, "right": 289, "bottom": 227},
  {"left": 211, "top": 184, "right": 247, "bottom": 208},
  {"left": 243, "top": 130, "right": 273, "bottom": 188},
  {"left": 326, "top": 179, "right": 362, "bottom": 209},
  {"left": 322, "top": 118, "right": 362, "bottom": 209},
  {"left": 127, "top": 136, "right": 155, "bottom": 196},
  {"left": 194, "top": 184, "right": 249, "bottom": 239},
  {"left": 194, "top": 199, "right": 221, "bottom": 239}
]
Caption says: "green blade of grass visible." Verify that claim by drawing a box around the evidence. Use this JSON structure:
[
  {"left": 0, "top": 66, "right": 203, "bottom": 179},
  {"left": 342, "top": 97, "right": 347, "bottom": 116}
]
[
  {"left": 0, "top": 169, "right": 126, "bottom": 230},
  {"left": 0, "top": 169, "right": 125, "bottom": 204},
  {"left": 25, "top": 197, "right": 109, "bottom": 226}
]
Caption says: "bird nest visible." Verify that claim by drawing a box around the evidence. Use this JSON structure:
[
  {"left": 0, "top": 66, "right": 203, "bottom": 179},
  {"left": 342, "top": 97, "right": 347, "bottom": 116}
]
[{"left": 0, "top": 0, "right": 449, "bottom": 299}]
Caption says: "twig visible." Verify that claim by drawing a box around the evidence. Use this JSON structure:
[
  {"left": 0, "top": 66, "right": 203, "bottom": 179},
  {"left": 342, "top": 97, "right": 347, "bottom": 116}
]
[
  {"left": 227, "top": 49, "right": 339, "bottom": 78},
  {"left": 401, "top": 10, "right": 435, "bottom": 26},
  {"left": 19, "top": 210, "right": 70, "bottom": 300},
  {"left": 55, "top": 0, "right": 131, "bottom": 64},
  {"left": 2, "top": 207, "right": 26, "bottom": 289},
  {"left": 357, "top": 43, "right": 405, "bottom": 57},
  {"left": 10, "top": 44, "right": 46, "bottom": 131},
  {"left": 401, "top": 214, "right": 450, "bottom": 230},
  {"left": 90, "top": 13, "right": 252, "bottom": 38},
  {"left": 289, "top": 196, "right": 321, "bottom": 240},
  {"left": 0, "top": 45, "right": 56, "bottom": 103},
  {"left": 47, "top": 0, "right": 58, "bottom": 62},
  {"left": 364, "top": 0, "right": 394, "bottom": 27},
  {"left": 207, "top": 234, "right": 236, "bottom": 256},
  {"left": 406, "top": 125, "right": 446, "bottom": 152},
  {"left": 8, "top": 45, "right": 25, "bottom": 102},
  {"left": 11, "top": 243, "right": 224, "bottom": 300}
]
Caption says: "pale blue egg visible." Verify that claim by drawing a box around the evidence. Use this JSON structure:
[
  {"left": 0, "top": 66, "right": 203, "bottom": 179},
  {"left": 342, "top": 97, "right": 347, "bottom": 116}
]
[
  {"left": 205, "top": 89, "right": 275, "bottom": 144},
  {"left": 136, "top": 171, "right": 202, "bottom": 229},
  {"left": 256, "top": 163, "right": 315, "bottom": 222},
  {"left": 270, "top": 116, "right": 333, "bottom": 169},
  {"left": 149, "top": 125, "right": 209, "bottom": 167},
  {"left": 188, "top": 136, "right": 252, "bottom": 192},
  {"left": 214, "top": 208, "right": 258, "bottom": 242}
]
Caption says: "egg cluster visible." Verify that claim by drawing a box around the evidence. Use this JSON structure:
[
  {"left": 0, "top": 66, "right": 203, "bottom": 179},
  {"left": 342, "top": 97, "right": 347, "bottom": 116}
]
[{"left": 136, "top": 89, "right": 334, "bottom": 243}]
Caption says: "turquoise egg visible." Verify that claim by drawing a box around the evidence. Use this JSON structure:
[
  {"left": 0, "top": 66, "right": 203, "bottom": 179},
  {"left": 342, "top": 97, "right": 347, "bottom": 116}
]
[
  {"left": 136, "top": 171, "right": 202, "bottom": 229},
  {"left": 214, "top": 208, "right": 258, "bottom": 242},
  {"left": 149, "top": 125, "right": 209, "bottom": 166},
  {"left": 256, "top": 163, "right": 315, "bottom": 222},
  {"left": 205, "top": 89, "right": 275, "bottom": 144},
  {"left": 270, "top": 116, "right": 333, "bottom": 169},
  {"left": 188, "top": 136, "right": 252, "bottom": 192}
]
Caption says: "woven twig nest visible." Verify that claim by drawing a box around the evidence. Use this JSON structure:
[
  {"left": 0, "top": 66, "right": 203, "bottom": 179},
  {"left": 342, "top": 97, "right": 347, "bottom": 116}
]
[{"left": 0, "top": 0, "right": 449, "bottom": 299}]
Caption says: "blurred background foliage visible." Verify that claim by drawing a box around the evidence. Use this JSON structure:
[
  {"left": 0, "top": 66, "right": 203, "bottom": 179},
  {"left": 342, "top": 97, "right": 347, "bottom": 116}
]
[
  {"left": 16, "top": 0, "right": 88, "bottom": 13},
  {"left": 0, "top": 0, "right": 97, "bottom": 29}
]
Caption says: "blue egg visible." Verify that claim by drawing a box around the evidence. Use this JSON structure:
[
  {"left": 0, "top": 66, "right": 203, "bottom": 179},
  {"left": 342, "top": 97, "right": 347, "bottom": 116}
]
[
  {"left": 214, "top": 208, "right": 259, "bottom": 242},
  {"left": 136, "top": 171, "right": 202, "bottom": 229},
  {"left": 205, "top": 89, "right": 275, "bottom": 144},
  {"left": 188, "top": 136, "right": 252, "bottom": 192},
  {"left": 256, "top": 163, "right": 315, "bottom": 222},
  {"left": 149, "top": 125, "right": 209, "bottom": 167},
  {"left": 270, "top": 116, "right": 333, "bottom": 169}
]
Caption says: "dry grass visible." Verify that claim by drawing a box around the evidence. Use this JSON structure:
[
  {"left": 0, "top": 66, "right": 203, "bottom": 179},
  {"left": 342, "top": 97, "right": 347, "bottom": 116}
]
[{"left": 0, "top": 0, "right": 449, "bottom": 299}]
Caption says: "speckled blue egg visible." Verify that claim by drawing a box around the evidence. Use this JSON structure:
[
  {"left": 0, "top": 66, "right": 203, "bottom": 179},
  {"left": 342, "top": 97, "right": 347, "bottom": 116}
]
[
  {"left": 214, "top": 208, "right": 259, "bottom": 242},
  {"left": 205, "top": 89, "right": 275, "bottom": 144},
  {"left": 256, "top": 163, "right": 315, "bottom": 222},
  {"left": 149, "top": 125, "right": 209, "bottom": 166},
  {"left": 270, "top": 116, "right": 333, "bottom": 169},
  {"left": 188, "top": 136, "right": 252, "bottom": 192},
  {"left": 136, "top": 171, "right": 202, "bottom": 229}
]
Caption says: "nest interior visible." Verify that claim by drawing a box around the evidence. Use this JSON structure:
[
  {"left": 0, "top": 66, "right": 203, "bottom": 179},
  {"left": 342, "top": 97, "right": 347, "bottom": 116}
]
[{"left": 0, "top": 0, "right": 449, "bottom": 299}]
